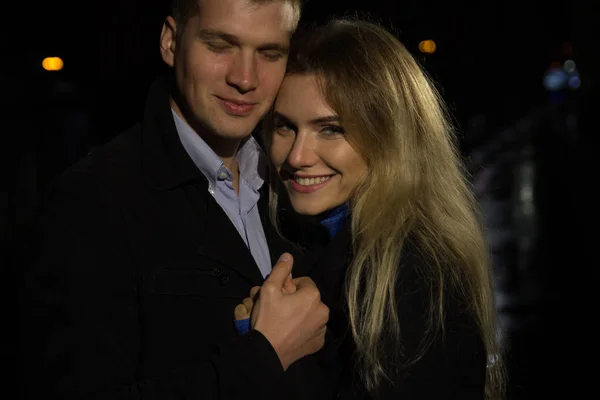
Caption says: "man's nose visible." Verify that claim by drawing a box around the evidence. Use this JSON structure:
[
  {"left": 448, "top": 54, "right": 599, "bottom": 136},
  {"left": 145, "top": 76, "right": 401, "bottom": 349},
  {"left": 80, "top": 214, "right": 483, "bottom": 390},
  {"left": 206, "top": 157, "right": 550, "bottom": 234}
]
[{"left": 226, "top": 51, "right": 259, "bottom": 93}]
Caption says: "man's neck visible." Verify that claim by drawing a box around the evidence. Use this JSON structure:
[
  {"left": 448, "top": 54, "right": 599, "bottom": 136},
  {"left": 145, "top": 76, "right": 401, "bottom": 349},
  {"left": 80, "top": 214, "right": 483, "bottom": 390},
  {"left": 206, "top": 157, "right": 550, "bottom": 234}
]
[
  {"left": 199, "top": 131, "right": 241, "bottom": 173},
  {"left": 171, "top": 100, "right": 242, "bottom": 192}
]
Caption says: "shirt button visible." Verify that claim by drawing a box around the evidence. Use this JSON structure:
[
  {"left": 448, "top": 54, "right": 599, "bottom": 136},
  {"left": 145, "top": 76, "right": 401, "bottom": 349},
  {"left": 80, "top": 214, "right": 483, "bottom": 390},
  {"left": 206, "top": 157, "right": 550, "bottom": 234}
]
[
  {"left": 208, "top": 185, "right": 215, "bottom": 195},
  {"left": 218, "top": 171, "right": 228, "bottom": 180}
]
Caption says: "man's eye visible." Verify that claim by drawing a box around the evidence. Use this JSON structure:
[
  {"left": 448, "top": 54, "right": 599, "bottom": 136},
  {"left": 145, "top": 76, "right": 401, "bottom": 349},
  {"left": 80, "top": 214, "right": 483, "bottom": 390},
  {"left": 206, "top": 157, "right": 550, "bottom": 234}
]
[
  {"left": 261, "top": 51, "right": 284, "bottom": 61},
  {"left": 207, "top": 43, "right": 232, "bottom": 52}
]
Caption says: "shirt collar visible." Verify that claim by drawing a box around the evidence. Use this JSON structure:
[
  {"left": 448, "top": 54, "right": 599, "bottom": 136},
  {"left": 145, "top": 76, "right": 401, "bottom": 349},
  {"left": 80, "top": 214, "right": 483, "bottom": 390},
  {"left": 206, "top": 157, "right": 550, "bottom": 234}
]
[{"left": 172, "top": 109, "right": 266, "bottom": 191}]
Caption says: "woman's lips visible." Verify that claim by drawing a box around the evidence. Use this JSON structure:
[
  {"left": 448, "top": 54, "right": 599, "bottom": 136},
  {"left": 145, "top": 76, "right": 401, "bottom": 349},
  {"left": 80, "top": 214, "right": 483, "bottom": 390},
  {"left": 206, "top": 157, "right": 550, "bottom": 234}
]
[{"left": 289, "top": 175, "right": 334, "bottom": 193}]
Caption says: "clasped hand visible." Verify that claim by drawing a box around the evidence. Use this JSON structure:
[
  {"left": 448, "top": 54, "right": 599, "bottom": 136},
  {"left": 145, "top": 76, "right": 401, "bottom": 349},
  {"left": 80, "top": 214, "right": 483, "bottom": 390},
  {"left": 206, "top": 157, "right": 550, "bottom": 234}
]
[{"left": 234, "top": 253, "right": 329, "bottom": 370}]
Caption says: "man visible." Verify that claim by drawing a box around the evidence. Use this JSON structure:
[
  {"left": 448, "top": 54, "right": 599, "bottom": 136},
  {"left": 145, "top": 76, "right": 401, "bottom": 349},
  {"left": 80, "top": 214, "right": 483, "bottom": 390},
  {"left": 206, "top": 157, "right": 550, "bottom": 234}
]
[{"left": 18, "top": 1, "right": 329, "bottom": 399}]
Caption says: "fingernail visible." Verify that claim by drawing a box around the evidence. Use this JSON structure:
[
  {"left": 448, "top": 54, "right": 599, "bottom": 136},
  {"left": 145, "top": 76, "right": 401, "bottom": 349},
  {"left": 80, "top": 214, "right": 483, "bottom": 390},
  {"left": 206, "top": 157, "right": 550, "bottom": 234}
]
[{"left": 279, "top": 253, "right": 291, "bottom": 262}]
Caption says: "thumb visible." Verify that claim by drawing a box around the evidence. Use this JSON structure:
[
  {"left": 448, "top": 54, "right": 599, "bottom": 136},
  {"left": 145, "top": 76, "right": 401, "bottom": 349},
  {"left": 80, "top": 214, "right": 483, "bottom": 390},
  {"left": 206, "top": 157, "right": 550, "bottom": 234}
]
[{"left": 265, "top": 253, "right": 294, "bottom": 287}]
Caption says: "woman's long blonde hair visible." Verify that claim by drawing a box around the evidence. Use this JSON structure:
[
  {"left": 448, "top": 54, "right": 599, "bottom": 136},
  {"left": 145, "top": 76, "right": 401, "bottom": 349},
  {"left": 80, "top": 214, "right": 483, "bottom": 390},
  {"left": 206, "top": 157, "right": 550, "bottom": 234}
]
[{"left": 263, "top": 18, "right": 506, "bottom": 399}]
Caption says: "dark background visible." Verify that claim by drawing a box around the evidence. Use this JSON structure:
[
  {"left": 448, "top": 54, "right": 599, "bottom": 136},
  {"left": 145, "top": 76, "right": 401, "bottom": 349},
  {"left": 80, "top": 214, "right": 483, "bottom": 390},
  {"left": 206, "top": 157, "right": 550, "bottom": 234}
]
[{"left": 3, "top": 0, "right": 598, "bottom": 398}]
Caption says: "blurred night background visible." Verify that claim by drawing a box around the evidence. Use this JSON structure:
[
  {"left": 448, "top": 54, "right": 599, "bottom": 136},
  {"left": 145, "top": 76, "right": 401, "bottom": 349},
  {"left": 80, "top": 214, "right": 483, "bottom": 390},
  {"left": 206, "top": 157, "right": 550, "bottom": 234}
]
[{"left": 2, "top": 0, "right": 598, "bottom": 398}]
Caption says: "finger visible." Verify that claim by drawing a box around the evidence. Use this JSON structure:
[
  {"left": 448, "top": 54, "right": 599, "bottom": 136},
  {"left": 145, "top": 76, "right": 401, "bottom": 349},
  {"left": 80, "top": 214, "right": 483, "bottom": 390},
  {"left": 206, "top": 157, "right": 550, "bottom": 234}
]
[
  {"left": 242, "top": 297, "right": 254, "bottom": 313},
  {"left": 234, "top": 304, "right": 249, "bottom": 320},
  {"left": 283, "top": 275, "right": 297, "bottom": 294},
  {"left": 292, "top": 276, "right": 317, "bottom": 290},
  {"left": 250, "top": 285, "right": 261, "bottom": 300},
  {"left": 264, "top": 253, "right": 294, "bottom": 288}
]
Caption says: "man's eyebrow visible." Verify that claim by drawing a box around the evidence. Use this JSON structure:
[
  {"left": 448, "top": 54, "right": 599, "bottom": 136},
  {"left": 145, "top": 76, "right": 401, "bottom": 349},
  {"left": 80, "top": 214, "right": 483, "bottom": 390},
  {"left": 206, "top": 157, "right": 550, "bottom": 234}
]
[
  {"left": 259, "top": 43, "right": 289, "bottom": 53},
  {"left": 198, "top": 29, "right": 289, "bottom": 52},
  {"left": 198, "top": 29, "right": 240, "bottom": 43}
]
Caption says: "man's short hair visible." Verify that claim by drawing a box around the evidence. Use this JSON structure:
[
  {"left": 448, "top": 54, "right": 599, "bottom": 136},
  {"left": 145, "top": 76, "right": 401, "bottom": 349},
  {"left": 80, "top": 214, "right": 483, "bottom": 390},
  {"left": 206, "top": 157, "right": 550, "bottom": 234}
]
[{"left": 170, "top": 0, "right": 303, "bottom": 36}]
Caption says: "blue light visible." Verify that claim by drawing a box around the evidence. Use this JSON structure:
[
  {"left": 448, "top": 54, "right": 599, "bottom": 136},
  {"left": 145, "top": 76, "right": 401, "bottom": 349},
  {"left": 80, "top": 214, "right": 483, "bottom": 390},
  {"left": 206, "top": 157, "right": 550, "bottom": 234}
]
[
  {"left": 543, "top": 68, "right": 567, "bottom": 91},
  {"left": 568, "top": 75, "right": 581, "bottom": 89}
]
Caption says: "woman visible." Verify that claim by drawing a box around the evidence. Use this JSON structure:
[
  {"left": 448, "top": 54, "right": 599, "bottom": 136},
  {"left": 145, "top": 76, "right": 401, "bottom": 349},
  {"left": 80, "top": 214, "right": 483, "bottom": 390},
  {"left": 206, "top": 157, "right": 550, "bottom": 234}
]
[{"left": 236, "top": 18, "right": 506, "bottom": 399}]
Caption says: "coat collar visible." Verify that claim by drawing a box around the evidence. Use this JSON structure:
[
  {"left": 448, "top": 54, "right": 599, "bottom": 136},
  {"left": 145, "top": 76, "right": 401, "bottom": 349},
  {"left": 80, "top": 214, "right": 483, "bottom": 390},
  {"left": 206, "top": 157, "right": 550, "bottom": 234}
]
[{"left": 141, "top": 76, "right": 205, "bottom": 190}]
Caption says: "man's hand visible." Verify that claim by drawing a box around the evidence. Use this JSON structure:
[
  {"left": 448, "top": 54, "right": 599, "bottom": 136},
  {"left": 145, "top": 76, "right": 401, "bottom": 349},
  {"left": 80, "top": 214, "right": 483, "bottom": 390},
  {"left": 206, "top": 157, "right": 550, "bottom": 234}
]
[
  {"left": 248, "top": 253, "right": 328, "bottom": 370},
  {"left": 234, "top": 273, "right": 296, "bottom": 322}
]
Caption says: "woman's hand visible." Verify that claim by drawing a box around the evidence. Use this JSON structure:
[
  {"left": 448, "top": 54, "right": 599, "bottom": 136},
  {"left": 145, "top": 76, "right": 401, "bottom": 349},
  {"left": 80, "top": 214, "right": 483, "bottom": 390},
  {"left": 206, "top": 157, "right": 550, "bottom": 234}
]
[{"left": 234, "top": 286, "right": 261, "bottom": 322}]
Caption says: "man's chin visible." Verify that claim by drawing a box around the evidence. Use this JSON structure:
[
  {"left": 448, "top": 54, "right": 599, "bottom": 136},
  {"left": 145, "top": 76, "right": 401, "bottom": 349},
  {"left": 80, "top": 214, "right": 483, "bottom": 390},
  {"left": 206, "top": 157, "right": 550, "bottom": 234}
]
[
  {"left": 210, "top": 119, "right": 262, "bottom": 141},
  {"left": 214, "top": 129, "right": 256, "bottom": 141}
]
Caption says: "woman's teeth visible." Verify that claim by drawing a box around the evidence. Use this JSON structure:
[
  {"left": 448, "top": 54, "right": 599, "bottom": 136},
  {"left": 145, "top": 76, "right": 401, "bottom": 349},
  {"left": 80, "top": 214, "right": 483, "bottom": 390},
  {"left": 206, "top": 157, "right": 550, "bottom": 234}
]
[{"left": 294, "top": 176, "right": 331, "bottom": 186}]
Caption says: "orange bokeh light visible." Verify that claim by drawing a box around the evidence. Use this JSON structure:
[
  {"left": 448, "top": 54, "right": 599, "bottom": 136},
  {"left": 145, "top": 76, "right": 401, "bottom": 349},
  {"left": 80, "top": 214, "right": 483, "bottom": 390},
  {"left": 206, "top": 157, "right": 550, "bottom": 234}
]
[
  {"left": 418, "top": 40, "right": 437, "bottom": 54},
  {"left": 42, "top": 57, "right": 64, "bottom": 71}
]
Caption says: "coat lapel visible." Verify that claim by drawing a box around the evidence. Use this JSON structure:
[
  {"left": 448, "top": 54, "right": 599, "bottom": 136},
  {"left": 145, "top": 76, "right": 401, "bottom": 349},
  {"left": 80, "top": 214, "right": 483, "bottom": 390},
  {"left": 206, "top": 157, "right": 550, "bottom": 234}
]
[
  {"left": 256, "top": 187, "right": 296, "bottom": 270},
  {"left": 192, "top": 183, "right": 265, "bottom": 287}
]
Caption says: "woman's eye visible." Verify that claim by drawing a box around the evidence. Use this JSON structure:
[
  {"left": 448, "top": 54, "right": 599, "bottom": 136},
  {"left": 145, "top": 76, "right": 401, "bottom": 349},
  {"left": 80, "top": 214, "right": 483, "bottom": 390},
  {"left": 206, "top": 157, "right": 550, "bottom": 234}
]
[
  {"left": 321, "top": 125, "right": 345, "bottom": 136},
  {"left": 275, "top": 123, "right": 295, "bottom": 134}
]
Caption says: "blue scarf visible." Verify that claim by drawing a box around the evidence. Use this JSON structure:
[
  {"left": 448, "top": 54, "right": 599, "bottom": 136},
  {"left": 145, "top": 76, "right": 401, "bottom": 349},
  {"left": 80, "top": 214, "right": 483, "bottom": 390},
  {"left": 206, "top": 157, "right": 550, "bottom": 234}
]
[{"left": 319, "top": 203, "right": 350, "bottom": 239}]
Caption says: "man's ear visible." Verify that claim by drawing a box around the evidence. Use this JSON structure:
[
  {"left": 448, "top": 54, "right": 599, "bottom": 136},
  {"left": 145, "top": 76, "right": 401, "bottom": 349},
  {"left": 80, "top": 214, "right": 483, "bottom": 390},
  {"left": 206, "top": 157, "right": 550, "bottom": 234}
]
[{"left": 160, "top": 16, "right": 177, "bottom": 67}]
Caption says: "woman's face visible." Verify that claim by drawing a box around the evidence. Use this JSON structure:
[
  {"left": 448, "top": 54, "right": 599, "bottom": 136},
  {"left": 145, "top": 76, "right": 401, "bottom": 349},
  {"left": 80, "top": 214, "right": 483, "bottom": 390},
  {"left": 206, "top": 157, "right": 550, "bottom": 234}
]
[{"left": 269, "top": 74, "right": 367, "bottom": 216}]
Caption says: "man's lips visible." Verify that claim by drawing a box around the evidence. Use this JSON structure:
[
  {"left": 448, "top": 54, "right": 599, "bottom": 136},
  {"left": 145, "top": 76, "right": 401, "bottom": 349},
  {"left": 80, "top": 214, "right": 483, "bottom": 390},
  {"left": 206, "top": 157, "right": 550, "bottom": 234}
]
[
  {"left": 218, "top": 96, "right": 256, "bottom": 106},
  {"left": 217, "top": 97, "right": 257, "bottom": 116}
]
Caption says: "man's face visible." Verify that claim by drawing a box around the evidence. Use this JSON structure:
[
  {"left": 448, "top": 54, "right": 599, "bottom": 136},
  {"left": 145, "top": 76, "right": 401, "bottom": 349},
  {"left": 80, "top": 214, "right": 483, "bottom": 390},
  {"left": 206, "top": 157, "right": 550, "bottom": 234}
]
[{"left": 161, "top": 0, "right": 295, "bottom": 141}]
